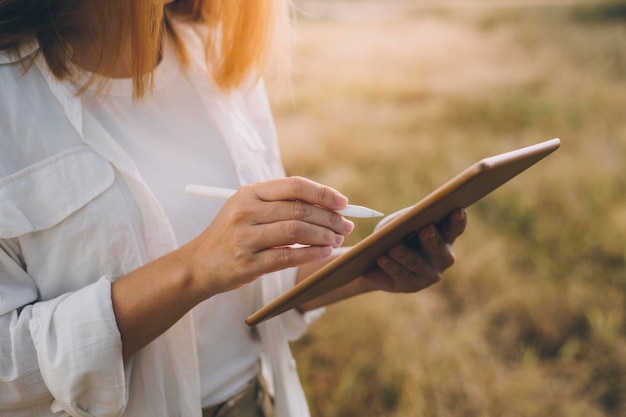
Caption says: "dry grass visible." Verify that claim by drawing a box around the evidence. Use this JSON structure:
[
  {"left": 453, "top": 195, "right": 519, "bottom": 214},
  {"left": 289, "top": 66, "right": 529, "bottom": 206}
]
[{"left": 266, "top": 1, "right": 626, "bottom": 416}]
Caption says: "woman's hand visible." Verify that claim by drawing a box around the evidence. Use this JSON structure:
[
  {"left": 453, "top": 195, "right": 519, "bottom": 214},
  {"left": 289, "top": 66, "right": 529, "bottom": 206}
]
[
  {"left": 180, "top": 176, "right": 355, "bottom": 298},
  {"left": 114, "top": 177, "right": 354, "bottom": 359},
  {"left": 296, "top": 208, "right": 468, "bottom": 313},
  {"left": 358, "top": 208, "right": 467, "bottom": 294}
]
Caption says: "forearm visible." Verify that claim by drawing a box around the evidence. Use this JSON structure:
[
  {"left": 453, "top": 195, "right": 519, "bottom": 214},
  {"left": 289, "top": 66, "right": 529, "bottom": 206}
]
[{"left": 111, "top": 246, "right": 206, "bottom": 359}]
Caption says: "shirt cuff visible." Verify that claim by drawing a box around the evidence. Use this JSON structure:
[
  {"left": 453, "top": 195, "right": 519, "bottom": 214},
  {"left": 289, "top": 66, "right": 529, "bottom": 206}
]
[{"left": 29, "top": 276, "right": 126, "bottom": 417}]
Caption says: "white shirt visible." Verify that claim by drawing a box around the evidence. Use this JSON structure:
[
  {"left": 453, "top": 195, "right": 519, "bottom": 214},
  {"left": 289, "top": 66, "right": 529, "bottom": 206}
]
[
  {"left": 0, "top": 21, "right": 318, "bottom": 417},
  {"left": 81, "top": 33, "right": 261, "bottom": 407}
]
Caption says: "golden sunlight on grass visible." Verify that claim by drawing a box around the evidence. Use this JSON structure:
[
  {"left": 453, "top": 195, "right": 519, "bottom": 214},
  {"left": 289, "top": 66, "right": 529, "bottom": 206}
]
[{"left": 267, "top": 1, "right": 626, "bottom": 416}]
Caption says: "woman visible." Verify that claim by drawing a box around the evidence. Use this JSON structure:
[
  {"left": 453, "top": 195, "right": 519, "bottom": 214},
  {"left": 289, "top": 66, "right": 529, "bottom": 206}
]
[{"left": 0, "top": 1, "right": 467, "bottom": 416}]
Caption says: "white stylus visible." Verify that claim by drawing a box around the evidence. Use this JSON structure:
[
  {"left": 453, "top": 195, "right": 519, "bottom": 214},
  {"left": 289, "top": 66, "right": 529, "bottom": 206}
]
[{"left": 185, "top": 184, "right": 384, "bottom": 218}]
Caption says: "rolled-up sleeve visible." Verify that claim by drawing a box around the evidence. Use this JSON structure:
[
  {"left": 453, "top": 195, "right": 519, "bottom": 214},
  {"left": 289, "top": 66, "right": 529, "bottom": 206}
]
[
  {"left": 1, "top": 243, "right": 127, "bottom": 417},
  {"left": 30, "top": 277, "right": 126, "bottom": 417},
  {"left": 1, "top": 308, "right": 51, "bottom": 409}
]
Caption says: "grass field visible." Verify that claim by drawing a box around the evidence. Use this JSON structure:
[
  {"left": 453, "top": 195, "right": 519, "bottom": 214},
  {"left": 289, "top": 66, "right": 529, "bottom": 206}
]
[{"left": 266, "top": 1, "right": 626, "bottom": 416}]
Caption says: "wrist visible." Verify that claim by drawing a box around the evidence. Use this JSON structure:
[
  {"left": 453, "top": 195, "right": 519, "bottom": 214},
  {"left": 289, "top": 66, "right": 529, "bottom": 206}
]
[
  {"left": 175, "top": 245, "right": 217, "bottom": 303},
  {"left": 351, "top": 275, "right": 379, "bottom": 295},
  {"left": 111, "top": 248, "right": 209, "bottom": 358}
]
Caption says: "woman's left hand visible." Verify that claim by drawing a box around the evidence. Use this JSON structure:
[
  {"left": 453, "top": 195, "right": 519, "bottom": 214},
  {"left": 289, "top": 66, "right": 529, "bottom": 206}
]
[
  {"left": 296, "top": 208, "right": 468, "bottom": 313},
  {"left": 358, "top": 208, "right": 467, "bottom": 293}
]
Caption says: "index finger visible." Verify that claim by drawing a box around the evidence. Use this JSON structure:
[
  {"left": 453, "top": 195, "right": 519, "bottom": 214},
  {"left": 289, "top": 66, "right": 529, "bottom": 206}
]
[{"left": 244, "top": 176, "right": 349, "bottom": 211}]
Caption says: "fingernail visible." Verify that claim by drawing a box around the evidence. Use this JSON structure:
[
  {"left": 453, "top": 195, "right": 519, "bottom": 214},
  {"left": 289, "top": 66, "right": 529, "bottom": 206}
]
[
  {"left": 377, "top": 255, "right": 391, "bottom": 267},
  {"left": 334, "top": 234, "right": 345, "bottom": 248},
  {"left": 455, "top": 208, "right": 466, "bottom": 221},
  {"left": 335, "top": 193, "right": 348, "bottom": 206},
  {"left": 321, "top": 246, "right": 332, "bottom": 257},
  {"left": 343, "top": 219, "right": 354, "bottom": 233},
  {"left": 421, "top": 225, "right": 436, "bottom": 240}
]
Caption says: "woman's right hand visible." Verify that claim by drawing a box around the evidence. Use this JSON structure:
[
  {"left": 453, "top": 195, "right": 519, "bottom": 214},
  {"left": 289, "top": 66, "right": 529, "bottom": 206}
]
[{"left": 180, "top": 176, "right": 355, "bottom": 298}]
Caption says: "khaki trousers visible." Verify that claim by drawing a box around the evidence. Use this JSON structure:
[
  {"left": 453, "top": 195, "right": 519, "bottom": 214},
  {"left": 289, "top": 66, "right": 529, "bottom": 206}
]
[{"left": 202, "top": 374, "right": 275, "bottom": 417}]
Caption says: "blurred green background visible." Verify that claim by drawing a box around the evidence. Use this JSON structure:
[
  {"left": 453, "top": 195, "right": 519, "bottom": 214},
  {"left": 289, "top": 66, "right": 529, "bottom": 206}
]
[{"left": 267, "top": 0, "right": 626, "bottom": 416}]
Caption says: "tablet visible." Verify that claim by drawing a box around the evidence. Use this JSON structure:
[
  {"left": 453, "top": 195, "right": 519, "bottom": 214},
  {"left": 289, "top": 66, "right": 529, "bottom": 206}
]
[{"left": 245, "top": 138, "right": 561, "bottom": 326}]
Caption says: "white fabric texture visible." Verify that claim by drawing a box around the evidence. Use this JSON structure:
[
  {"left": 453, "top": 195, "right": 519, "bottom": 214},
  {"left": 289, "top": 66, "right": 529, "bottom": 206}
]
[
  {"left": 80, "top": 33, "right": 261, "bottom": 407},
  {"left": 0, "top": 20, "right": 319, "bottom": 417}
]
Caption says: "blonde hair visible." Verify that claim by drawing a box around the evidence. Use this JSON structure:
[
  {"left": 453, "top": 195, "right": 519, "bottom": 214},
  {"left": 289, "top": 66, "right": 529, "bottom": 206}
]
[{"left": 0, "top": 0, "right": 288, "bottom": 97}]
